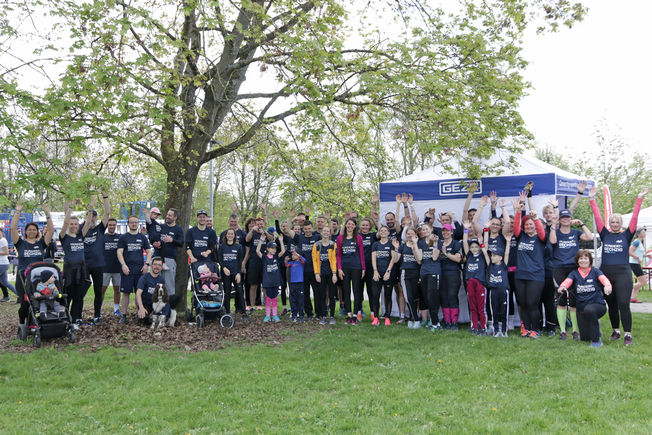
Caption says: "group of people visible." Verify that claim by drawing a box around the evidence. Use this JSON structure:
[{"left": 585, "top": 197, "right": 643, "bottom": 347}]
[{"left": 2, "top": 181, "right": 649, "bottom": 347}]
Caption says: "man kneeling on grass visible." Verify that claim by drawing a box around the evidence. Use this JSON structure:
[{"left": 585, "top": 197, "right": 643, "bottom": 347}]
[{"left": 135, "top": 257, "right": 178, "bottom": 327}]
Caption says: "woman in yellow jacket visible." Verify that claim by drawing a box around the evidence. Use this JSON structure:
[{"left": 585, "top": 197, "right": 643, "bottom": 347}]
[{"left": 312, "top": 226, "right": 338, "bottom": 325}]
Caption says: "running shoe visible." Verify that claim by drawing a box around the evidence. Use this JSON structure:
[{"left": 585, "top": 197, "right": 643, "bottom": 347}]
[
  {"left": 299, "top": 317, "right": 306, "bottom": 323},
  {"left": 345, "top": 317, "right": 352, "bottom": 325},
  {"left": 339, "top": 307, "right": 347, "bottom": 317},
  {"left": 119, "top": 315, "right": 127, "bottom": 324},
  {"left": 431, "top": 323, "right": 441, "bottom": 331},
  {"left": 407, "top": 321, "right": 413, "bottom": 329},
  {"left": 272, "top": 315, "right": 280, "bottom": 323},
  {"left": 371, "top": 317, "right": 379, "bottom": 326},
  {"left": 263, "top": 316, "right": 271, "bottom": 322},
  {"left": 559, "top": 332, "right": 567, "bottom": 341},
  {"left": 246, "top": 305, "right": 252, "bottom": 312},
  {"left": 501, "top": 330, "right": 508, "bottom": 338},
  {"left": 72, "top": 323, "right": 80, "bottom": 331},
  {"left": 256, "top": 305, "right": 264, "bottom": 311},
  {"left": 450, "top": 323, "right": 458, "bottom": 331},
  {"left": 624, "top": 335, "right": 633, "bottom": 346},
  {"left": 590, "top": 339, "right": 603, "bottom": 348},
  {"left": 306, "top": 314, "right": 314, "bottom": 321},
  {"left": 572, "top": 331, "right": 580, "bottom": 341},
  {"left": 471, "top": 328, "right": 479, "bottom": 335},
  {"left": 242, "top": 313, "right": 249, "bottom": 321},
  {"left": 319, "top": 317, "right": 327, "bottom": 325},
  {"left": 0, "top": 296, "right": 10, "bottom": 303},
  {"left": 397, "top": 317, "right": 406, "bottom": 324},
  {"left": 486, "top": 324, "right": 494, "bottom": 335},
  {"left": 413, "top": 321, "right": 422, "bottom": 329},
  {"left": 281, "top": 307, "right": 288, "bottom": 316},
  {"left": 329, "top": 317, "right": 336, "bottom": 325},
  {"left": 356, "top": 312, "right": 362, "bottom": 322},
  {"left": 351, "top": 317, "right": 358, "bottom": 325},
  {"left": 291, "top": 316, "right": 297, "bottom": 323},
  {"left": 477, "top": 328, "right": 487, "bottom": 336},
  {"left": 547, "top": 329, "right": 556, "bottom": 338},
  {"left": 520, "top": 329, "right": 529, "bottom": 338},
  {"left": 528, "top": 330, "right": 540, "bottom": 339},
  {"left": 609, "top": 330, "right": 621, "bottom": 341},
  {"left": 384, "top": 317, "right": 391, "bottom": 326},
  {"left": 493, "top": 330, "right": 502, "bottom": 338},
  {"left": 114, "top": 309, "right": 122, "bottom": 317},
  {"left": 630, "top": 298, "right": 642, "bottom": 303},
  {"left": 91, "top": 316, "right": 102, "bottom": 325}
]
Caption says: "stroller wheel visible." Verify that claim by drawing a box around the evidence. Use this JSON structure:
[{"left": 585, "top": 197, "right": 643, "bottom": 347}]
[
  {"left": 34, "top": 332, "right": 41, "bottom": 348},
  {"left": 17, "top": 323, "right": 27, "bottom": 341},
  {"left": 220, "top": 313, "right": 235, "bottom": 329},
  {"left": 185, "top": 309, "right": 193, "bottom": 323},
  {"left": 68, "top": 330, "right": 76, "bottom": 343},
  {"left": 196, "top": 314, "right": 204, "bottom": 328}
]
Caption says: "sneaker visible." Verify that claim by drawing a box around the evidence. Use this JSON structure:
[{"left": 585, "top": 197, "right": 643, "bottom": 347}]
[
  {"left": 371, "top": 317, "right": 379, "bottom": 326},
  {"left": 246, "top": 305, "right": 252, "bottom": 312},
  {"left": 609, "top": 330, "right": 621, "bottom": 341},
  {"left": 413, "top": 321, "right": 422, "bottom": 329},
  {"left": 351, "top": 317, "right": 358, "bottom": 325},
  {"left": 249, "top": 306, "right": 254, "bottom": 314},
  {"left": 547, "top": 329, "right": 556, "bottom": 338},
  {"left": 486, "top": 324, "right": 494, "bottom": 335},
  {"left": 281, "top": 307, "right": 288, "bottom": 316},
  {"left": 263, "top": 316, "right": 271, "bottom": 322},
  {"left": 119, "top": 315, "right": 127, "bottom": 324},
  {"left": 291, "top": 316, "right": 297, "bottom": 323},
  {"left": 630, "top": 298, "right": 642, "bottom": 303},
  {"left": 299, "top": 317, "right": 306, "bottom": 323},
  {"left": 528, "top": 330, "right": 540, "bottom": 339},
  {"left": 256, "top": 305, "right": 264, "bottom": 311},
  {"left": 624, "top": 335, "right": 633, "bottom": 346},
  {"left": 306, "top": 314, "right": 314, "bottom": 321},
  {"left": 356, "top": 312, "right": 362, "bottom": 322},
  {"left": 572, "top": 331, "right": 580, "bottom": 341},
  {"left": 450, "top": 323, "right": 458, "bottom": 331},
  {"left": 493, "top": 330, "right": 502, "bottom": 338},
  {"left": 91, "top": 316, "right": 102, "bottom": 325},
  {"left": 345, "top": 317, "right": 352, "bottom": 325},
  {"left": 397, "top": 317, "right": 406, "bottom": 324},
  {"left": 360, "top": 310, "right": 366, "bottom": 317},
  {"left": 559, "top": 332, "right": 567, "bottom": 341},
  {"left": 72, "top": 323, "right": 80, "bottom": 331},
  {"left": 590, "top": 339, "right": 603, "bottom": 348},
  {"left": 114, "top": 309, "right": 122, "bottom": 317},
  {"left": 339, "top": 307, "right": 347, "bottom": 317},
  {"left": 329, "top": 317, "right": 336, "bottom": 325},
  {"left": 407, "top": 321, "right": 414, "bottom": 329},
  {"left": 319, "top": 317, "right": 327, "bottom": 325},
  {"left": 431, "top": 323, "right": 441, "bottom": 331},
  {"left": 471, "top": 328, "right": 478, "bottom": 335},
  {"left": 384, "top": 318, "right": 391, "bottom": 326},
  {"left": 242, "top": 313, "right": 249, "bottom": 321},
  {"left": 420, "top": 319, "right": 428, "bottom": 328},
  {"left": 0, "top": 296, "right": 10, "bottom": 303},
  {"left": 520, "top": 329, "right": 529, "bottom": 338},
  {"left": 501, "top": 330, "right": 508, "bottom": 338},
  {"left": 477, "top": 328, "right": 487, "bottom": 336},
  {"left": 272, "top": 315, "right": 280, "bottom": 323}
]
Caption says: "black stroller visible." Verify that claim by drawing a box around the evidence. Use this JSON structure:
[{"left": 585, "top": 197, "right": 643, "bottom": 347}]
[
  {"left": 17, "top": 261, "right": 75, "bottom": 347},
  {"left": 186, "top": 260, "right": 234, "bottom": 328}
]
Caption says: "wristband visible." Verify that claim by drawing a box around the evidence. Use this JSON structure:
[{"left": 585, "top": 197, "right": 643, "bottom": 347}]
[
  {"left": 483, "top": 228, "right": 489, "bottom": 232},
  {"left": 553, "top": 206, "right": 558, "bottom": 209},
  {"left": 463, "top": 229, "right": 469, "bottom": 234}
]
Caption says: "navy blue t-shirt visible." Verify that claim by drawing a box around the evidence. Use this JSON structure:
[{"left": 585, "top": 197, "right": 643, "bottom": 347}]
[
  {"left": 156, "top": 223, "right": 184, "bottom": 259},
  {"left": 507, "top": 236, "right": 518, "bottom": 268},
  {"left": 118, "top": 232, "right": 151, "bottom": 268},
  {"left": 487, "top": 262, "right": 509, "bottom": 290},
  {"left": 551, "top": 228, "right": 583, "bottom": 268},
  {"left": 360, "top": 231, "right": 377, "bottom": 267},
  {"left": 146, "top": 219, "right": 161, "bottom": 244},
  {"left": 340, "top": 236, "right": 362, "bottom": 270},
  {"left": 398, "top": 243, "right": 419, "bottom": 270},
  {"left": 316, "top": 241, "right": 336, "bottom": 275},
  {"left": 566, "top": 267, "right": 606, "bottom": 310},
  {"left": 60, "top": 233, "right": 85, "bottom": 265},
  {"left": 417, "top": 239, "right": 441, "bottom": 276},
  {"left": 372, "top": 240, "right": 394, "bottom": 274},
  {"left": 246, "top": 231, "right": 266, "bottom": 266},
  {"left": 599, "top": 228, "right": 634, "bottom": 266},
  {"left": 220, "top": 228, "right": 247, "bottom": 246},
  {"left": 465, "top": 252, "right": 487, "bottom": 285},
  {"left": 137, "top": 273, "right": 166, "bottom": 306},
  {"left": 293, "top": 233, "right": 320, "bottom": 272},
  {"left": 103, "top": 232, "right": 122, "bottom": 274},
  {"left": 261, "top": 254, "right": 282, "bottom": 289},
  {"left": 80, "top": 222, "right": 106, "bottom": 267},
  {"left": 486, "top": 234, "right": 506, "bottom": 256},
  {"left": 15, "top": 237, "right": 47, "bottom": 271},
  {"left": 217, "top": 242, "right": 244, "bottom": 275},
  {"left": 515, "top": 232, "right": 546, "bottom": 281},
  {"left": 440, "top": 240, "right": 462, "bottom": 274},
  {"left": 186, "top": 226, "right": 218, "bottom": 261}
]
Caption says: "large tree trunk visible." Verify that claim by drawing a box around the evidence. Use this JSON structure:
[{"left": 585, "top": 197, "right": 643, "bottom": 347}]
[{"left": 165, "top": 157, "right": 200, "bottom": 316}]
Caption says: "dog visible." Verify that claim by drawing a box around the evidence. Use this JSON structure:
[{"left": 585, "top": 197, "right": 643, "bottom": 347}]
[{"left": 151, "top": 283, "right": 177, "bottom": 328}]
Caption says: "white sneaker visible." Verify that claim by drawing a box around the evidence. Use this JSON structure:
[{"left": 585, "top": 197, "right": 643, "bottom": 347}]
[
  {"left": 413, "top": 321, "right": 422, "bottom": 329},
  {"left": 407, "top": 321, "right": 414, "bottom": 329}
]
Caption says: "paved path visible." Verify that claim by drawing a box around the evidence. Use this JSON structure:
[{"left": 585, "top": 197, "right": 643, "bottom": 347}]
[{"left": 630, "top": 302, "right": 652, "bottom": 314}]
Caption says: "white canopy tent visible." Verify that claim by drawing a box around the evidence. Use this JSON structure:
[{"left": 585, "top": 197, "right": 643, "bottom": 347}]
[
  {"left": 623, "top": 206, "right": 652, "bottom": 265},
  {"left": 377, "top": 151, "right": 595, "bottom": 324}
]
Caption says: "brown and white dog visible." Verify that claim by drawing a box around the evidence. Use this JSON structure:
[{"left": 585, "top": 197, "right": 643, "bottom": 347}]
[{"left": 151, "top": 283, "right": 176, "bottom": 328}]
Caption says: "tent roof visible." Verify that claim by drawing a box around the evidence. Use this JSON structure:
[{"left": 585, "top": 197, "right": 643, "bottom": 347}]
[
  {"left": 623, "top": 206, "right": 652, "bottom": 221},
  {"left": 384, "top": 151, "right": 587, "bottom": 183}
]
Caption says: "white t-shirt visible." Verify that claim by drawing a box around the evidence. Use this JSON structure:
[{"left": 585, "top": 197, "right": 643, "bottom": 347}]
[{"left": 0, "top": 238, "right": 9, "bottom": 265}]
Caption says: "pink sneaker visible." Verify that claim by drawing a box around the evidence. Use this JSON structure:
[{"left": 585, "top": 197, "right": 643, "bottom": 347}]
[
  {"left": 371, "top": 317, "right": 379, "bottom": 326},
  {"left": 384, "top": 317, "right": 391, "bottom": 326}
]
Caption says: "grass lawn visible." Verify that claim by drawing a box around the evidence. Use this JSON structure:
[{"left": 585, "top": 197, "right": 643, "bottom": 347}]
[{"left": 1, "top": 300, "right": 652, "bottom": 434}]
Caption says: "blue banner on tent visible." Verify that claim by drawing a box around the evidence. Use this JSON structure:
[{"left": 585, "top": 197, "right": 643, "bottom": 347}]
[{"left": 380, "top": 173, "right": 557, "bottom": 202}]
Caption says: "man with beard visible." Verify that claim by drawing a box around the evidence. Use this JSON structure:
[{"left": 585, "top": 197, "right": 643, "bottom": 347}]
[{"left": 155, "top": 208, "right": 184, "bottom": 295}]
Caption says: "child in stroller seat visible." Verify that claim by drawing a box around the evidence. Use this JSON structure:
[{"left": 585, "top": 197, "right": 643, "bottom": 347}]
[
  {"left": 34, "top": 270, "right": 65, "bottom": 315},
  {"left": 197, "top": 264, "right": 219, "bottom": 292}
]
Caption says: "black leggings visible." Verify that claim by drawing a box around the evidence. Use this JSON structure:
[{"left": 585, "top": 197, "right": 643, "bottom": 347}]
[
  {"left": 314, "top": 273, "right": 330, "bottom": 318},
  {"left": 65, "top": 264, "right": 88, "bottom": 322},
  {"left": 279, "top": 265, "right": 287, "bottom": 306},
  {"left": 601, "top": 264, "right": 633, "bottom": 332},
  {"left": 86, "top": 266, "right": 104, "bottom": 318},
  {"left": 515, "top": 279, "right": 545, "bottom": 331},
  {"left": 371, "top": 270, "right": 393, "bottom": 317},
  {"left": 440, "top": 272, "right": 461, "bottom": 309},
  {"left": 401, "top": 269, "right": 420, "bottom": 321},
  {"left": 222, "top": 274, "right": 245, "bottom": 314},
  {"left": 421, "top": 274, "right": 441, "bottom": 324},
  {"left": 362, "top": 269, "right": 374, "bottom": 310},
  {"left": 16, "top": 271, "right": 29, "bottom": 324},
  {"left": 341, "top": 268, "right": 362, "bottom": 315},
  {"left": 581, "top": 303, "right": 607, "bottom": 343},
  {"left": 540, "top": 275, "right": 557, "bottom": 331}
]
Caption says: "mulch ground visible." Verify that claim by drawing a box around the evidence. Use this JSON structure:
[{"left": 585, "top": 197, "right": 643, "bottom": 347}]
[{"left": 0, "top": 301, "right": 322, "bottom": 353}]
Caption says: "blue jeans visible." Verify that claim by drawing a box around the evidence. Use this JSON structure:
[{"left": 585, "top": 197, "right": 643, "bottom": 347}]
[{"left": 0, "top": 264, "right": 17, "bottom": 296}]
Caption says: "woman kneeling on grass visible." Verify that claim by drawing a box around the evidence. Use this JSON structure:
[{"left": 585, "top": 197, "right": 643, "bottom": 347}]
[{"left": 557, "top": 250, "right": 612, "bottom": 347}]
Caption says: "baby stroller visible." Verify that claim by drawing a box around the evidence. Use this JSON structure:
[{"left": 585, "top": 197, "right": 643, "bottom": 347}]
[
  {"left": 17, "top": 261, "right": 75, "bottom": 348},
  {"left": 186, "top": 260, "right": 234, "bottom": 328}
]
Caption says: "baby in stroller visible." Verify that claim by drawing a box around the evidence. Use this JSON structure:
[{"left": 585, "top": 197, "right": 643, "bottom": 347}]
[
  {"left": 197, "top": 263, "right": 219, "bottom": 293},
  {"left": 34, "top": 270, "right": 65, "bottom": 316}
]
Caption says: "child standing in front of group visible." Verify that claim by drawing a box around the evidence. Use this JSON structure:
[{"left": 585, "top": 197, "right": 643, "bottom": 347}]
[
  {"left": 462, "top": 221, "right": 489, "bottom": 335},
  {"left": 485, "top": 228, "right": 512, "bottom": 337},
  {"left": 286, "top": 249, "right": 306, "bottom": 322},
  {"left": 256, "top": 234, "right": 286, "bottom": 323}
]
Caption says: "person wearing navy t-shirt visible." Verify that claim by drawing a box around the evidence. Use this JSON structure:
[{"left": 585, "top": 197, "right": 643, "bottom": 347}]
[
  {"left": 285, "top": 220, "right": 321, "bottom": 319},
  {"left": 512, "top": 194, "right": 547, "bottom": 339},
  {"left": 336, "top": 218, "right": 366, "bottom": 325},
  {"left": 117, "top": 215, "right": 153, "bottom": 324},
  {"left": 11, "top": 203, "right": 54, "bottom": 326},
  {"left": 359, "top": 218, "right": 378, "bottom": 318},
  {"left": 220, "top": 214, "right": 247, "bottom": 246},
  {"left": 102, "top": 218, "right": 123, "bottom": 317},
  {"left": 417, "top": 224, "right": 441, "bottom": 330},
  {"left": 243, "top": 216, "right": 271, "bottom": 311},
  {"left": 60, "top": 201, "right": 92, "bottom": 326},
  {"left": 439, "top": 223, "right": 463, "bottom": 330},
  {"left": 371, "top": 228, "right": 397, "bottom": 325},
  {"left": 395, "top": 227, "right": 422, "bottom": 328},
  {"left": 549, "top": 209, "right": 594, "bottom": 340},
  {"left": 218, "top": 228, "right": 245, "bottom": 318},
  {"left": 135, "top": 257, "right": 169, "bottom": 325},
  {"left": 78, "top": 191, "right": 111, "bottom": 323},
  {"left": 486, "top": 234, "right": 512, "bottom": 337},
  {"left": 256, "top": 235, "right": 285, "bottom": 322},
  {"left": 144, "top": 207, "right": 162, "bottom": 246},
  {"left": 186, "top": 210, "right": 218, "bottom": 264},
  {"left": 462, "top": 221, "right": 488, "bottom": 335},
  {"left": 589, "top": 186, "right": 648, "bottom": 345},
  {"left": 153, "top": 208, "right": 184, "bottom": 296},
  {"left": 558, "top": 250, "right": 613, "bottom": 347}
]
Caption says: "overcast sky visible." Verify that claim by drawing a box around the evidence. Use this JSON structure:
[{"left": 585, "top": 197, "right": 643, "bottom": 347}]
[{"left": 519, "top": 0, "right": 651, "bottom": 158}]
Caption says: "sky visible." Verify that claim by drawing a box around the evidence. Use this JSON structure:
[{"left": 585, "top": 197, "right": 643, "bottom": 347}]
[{"left": 519, "top": 0, "right": 652, "bottom": 158}]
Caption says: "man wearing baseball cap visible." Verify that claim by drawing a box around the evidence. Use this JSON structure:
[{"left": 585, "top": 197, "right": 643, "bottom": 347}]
[
  {"left": 186, "top": 209, "right": 218, "bottom": 264},
  {"left": 155, "top": 208, "right": 184, "bottom": 295}
]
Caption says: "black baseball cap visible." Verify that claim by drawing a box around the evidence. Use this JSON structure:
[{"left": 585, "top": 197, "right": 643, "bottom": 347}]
[{"left": 196, "top": 209, "right": 208, "bottom": 216}]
